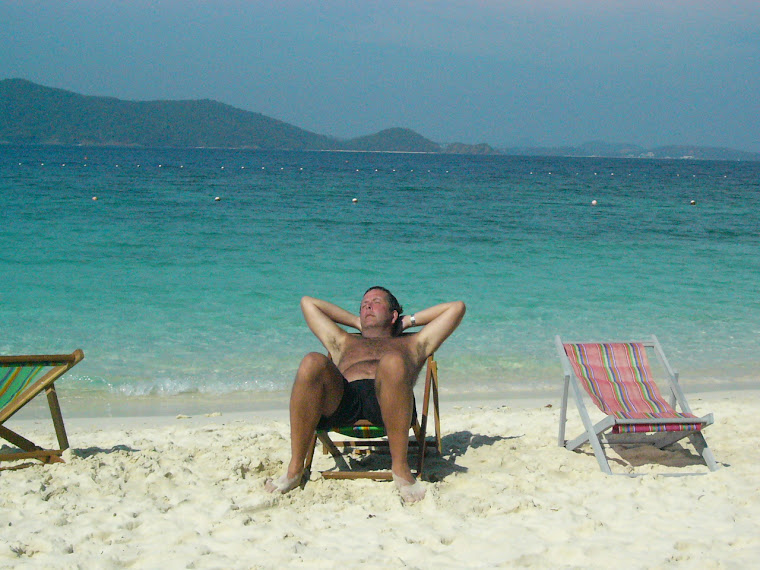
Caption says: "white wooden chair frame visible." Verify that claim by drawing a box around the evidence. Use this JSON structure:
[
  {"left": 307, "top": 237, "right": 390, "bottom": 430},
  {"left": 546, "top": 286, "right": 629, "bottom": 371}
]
[{"left": 556, "top": 335, "right": 718, "bottom": 475}]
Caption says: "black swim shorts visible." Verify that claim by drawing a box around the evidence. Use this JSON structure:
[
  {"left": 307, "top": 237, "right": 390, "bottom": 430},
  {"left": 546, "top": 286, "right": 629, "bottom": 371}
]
[{"left": 317, "top": 378, "right": 384, "bottom": 429}]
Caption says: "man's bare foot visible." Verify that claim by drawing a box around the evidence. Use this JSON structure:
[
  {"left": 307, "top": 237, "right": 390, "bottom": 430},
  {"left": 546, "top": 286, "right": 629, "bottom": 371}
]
[
  {"left": 392, "top": 472, "right": 426, "bottom": 504},
  {"left": 264, "top": 471, "right": 302, "bottom": 494}
]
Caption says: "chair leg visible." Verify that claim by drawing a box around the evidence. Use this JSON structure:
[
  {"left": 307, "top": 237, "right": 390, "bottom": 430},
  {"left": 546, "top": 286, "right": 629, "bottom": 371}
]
[
  {"left": 302, "top": 431, "right": 318, "bottom": 487},
  {"left": 46, "top": 384, "right": 69, "bottom": 451},
  {"left": 569, "top": 381, "right": 614, "bottom": 475},
  {"left": 689, "top": 432, "right": 719, "bottom": 471},
  {"left": 652, "top": 431, "right": 688, "bottom": 450},
  {"left": 0, "top": 424, "right": 41, "bottom": 453},
  {"left": 317, "top": 432, "right": 351, "bottom": 471},
  {"left": 414, "top": 420, "right": 426, "bottom": 477},
  {"left": 558, "top": 376, "right": 570, "bottom": 446},
  {"left": 0, "top": 425, "right": 63, "bottom": 464}
]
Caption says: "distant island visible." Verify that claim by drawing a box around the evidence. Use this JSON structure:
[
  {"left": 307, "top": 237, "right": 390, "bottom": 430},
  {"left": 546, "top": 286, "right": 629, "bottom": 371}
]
[
  {"left": 502, "top": 141, "right": 760, "bottom": 162},
  {"left": 1, "top": 79, "right": 758, "bottom": 161}
]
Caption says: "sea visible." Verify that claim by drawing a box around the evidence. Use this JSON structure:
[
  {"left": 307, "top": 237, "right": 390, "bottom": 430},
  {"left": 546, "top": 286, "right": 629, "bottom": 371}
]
[{"left": 2, "top": 145, "right": 759, "bottom": 416}]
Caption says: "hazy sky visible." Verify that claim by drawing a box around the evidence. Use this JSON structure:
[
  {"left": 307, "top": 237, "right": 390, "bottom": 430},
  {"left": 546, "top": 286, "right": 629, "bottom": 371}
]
[{"left": 2, "top": 1, "right": 759, "bottom": 151}]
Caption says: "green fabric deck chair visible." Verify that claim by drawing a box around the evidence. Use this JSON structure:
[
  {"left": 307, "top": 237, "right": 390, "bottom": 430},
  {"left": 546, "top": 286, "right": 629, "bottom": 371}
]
[
  {"left": 0, "top": 349, "right": 84, "bottom": 465},
  {"left": 303, "top": 354, "right": 442, "bottom": 482},
  {"left": 555, "top": 335, "right": 717, "bottom": 475}
]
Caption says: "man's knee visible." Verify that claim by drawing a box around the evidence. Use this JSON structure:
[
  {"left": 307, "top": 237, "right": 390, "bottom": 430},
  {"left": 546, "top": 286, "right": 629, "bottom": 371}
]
[
  {"left": 378, "top": 352, "right": 408, "bottom": 373},
  {"left": 296, "top": 352, "right": 331, "bottom": 383},
  {"left": 376, "top": 353, "right": 412, "bottom": 389}
]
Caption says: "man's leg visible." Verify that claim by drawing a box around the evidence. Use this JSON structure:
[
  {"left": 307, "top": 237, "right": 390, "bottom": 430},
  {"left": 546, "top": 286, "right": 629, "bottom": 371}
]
[
  {"left": 265, "top": 352, "right": 345, "bottom": 494},
  {"left": 374, "top": 353, "right": 426, "bottom": 503}
]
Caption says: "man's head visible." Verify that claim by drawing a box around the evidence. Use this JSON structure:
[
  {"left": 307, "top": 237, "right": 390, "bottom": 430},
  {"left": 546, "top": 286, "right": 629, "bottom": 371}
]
[{"left": 360, "top": 286, "right": 403, "bottom": 337}]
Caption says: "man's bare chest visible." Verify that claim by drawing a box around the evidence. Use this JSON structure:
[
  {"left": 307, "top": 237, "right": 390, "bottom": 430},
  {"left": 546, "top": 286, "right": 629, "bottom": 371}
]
[
  {"left": 339, "top": 337, "right": 410, "bottom": 368},
  {"left": 344, "top": 338, "right": 400, "bottom": 360}
]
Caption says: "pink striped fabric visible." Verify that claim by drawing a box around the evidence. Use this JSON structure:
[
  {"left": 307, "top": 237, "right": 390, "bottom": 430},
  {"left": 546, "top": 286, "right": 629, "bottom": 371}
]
[{"left": 564, "top": 342, "right": 701, "bottom": 433}]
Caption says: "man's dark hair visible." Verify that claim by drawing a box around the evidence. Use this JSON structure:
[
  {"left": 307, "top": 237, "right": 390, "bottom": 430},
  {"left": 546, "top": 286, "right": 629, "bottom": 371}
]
[{"left": 364, "top": 285, "right": 404, "bottom": 335}]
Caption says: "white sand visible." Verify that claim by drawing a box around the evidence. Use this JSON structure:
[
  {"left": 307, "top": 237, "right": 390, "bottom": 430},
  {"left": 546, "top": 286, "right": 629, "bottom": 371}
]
[{"left": 2, "top": 391, "right": 759, "bottom": 568}]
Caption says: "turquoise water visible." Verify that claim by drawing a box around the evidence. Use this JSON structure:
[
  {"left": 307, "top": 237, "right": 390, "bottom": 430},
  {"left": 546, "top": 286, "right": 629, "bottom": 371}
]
[{"left": 2, "top": 146, "right": 759, "bottom": 407}]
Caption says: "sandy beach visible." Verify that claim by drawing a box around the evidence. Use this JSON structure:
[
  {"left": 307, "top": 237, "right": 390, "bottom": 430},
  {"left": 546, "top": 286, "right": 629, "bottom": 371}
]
[{"left": 2, "top": 390, "right": 759, "bottom": 568}]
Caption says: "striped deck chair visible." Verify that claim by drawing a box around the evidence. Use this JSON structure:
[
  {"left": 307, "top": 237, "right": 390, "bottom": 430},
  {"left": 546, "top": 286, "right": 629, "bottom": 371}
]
[
  {"left": 303, "top": 354, "right": 441, "bottom": 482},
  {"left": 555, "top": 336, "right": 717, "bottom": 474},
  {"left": 0, "top": 350, "right": 84, "bottom": 465}
]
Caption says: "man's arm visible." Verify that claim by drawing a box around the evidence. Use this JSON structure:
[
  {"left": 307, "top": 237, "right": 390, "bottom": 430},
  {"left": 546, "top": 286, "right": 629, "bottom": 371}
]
[
  {"left": 401, "top": 301, "right": 466, "bottom": 360},
  {"left": 300, "top": 296, "right": 360, "bottom": 356}
]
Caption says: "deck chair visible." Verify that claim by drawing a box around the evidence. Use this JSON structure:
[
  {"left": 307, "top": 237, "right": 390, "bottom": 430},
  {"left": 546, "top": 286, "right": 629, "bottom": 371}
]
[
  {"left": 555, "top": 335, "right": 717, "bottom": 474},
  {"left": 303, "top": 354, "right": 441, "bottom": 482},
  {"left": 0, "top": 349, "right": 84, "bottom": 465}
]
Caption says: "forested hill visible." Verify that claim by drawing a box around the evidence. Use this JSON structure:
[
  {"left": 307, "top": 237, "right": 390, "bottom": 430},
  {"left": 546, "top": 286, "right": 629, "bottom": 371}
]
[
  {"left": 1, "top": 78, "right": 478, "bottom": 153},
  {"left": 0, "top": 79, "right": 500, "bottom": 153},
  {"left": 0, "top": 78, "right": 339, "bottom": 150},
  {"left": 2, "top": 79, "right": 755, "bottom": 159}
]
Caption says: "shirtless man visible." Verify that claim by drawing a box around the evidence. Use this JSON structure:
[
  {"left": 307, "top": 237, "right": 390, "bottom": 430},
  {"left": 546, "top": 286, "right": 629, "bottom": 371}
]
[{"left": 265, "top": 286, "right": 466, "bottom": 503}]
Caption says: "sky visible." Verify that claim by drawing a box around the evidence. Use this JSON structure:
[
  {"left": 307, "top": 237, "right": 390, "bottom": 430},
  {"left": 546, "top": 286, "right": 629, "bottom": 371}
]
[{"left": 2, "top": 0, "right": 759, "bottom": 151}]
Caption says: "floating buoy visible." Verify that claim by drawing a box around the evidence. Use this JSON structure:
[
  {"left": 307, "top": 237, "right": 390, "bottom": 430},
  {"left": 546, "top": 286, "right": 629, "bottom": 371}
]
[
  {"left": 591, "top": 200, "right": 598, "bottom": 206},
  {"left": 690, "top": 200, "right": 696, "bottom": 205},
  {"left": 352, "top": 198, "right": 358, "bottom": 203},
  {"left": 215, "top": 196, "right": 221, "bottom": 202},
  {"left": 92, "top": 196, "right": 98, "bottom": 201}
]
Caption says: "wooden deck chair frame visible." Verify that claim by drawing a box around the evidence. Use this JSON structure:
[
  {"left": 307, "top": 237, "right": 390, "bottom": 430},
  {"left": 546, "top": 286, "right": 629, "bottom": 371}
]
[
  {"left": 303, "top": 354, "right": 441, "bottom": 482},
  {"left": 0, "top": 349, "right": 84, "bottom": 465},
  {"left": 555, "top": 335, "right": 717, "bottom": 475}
]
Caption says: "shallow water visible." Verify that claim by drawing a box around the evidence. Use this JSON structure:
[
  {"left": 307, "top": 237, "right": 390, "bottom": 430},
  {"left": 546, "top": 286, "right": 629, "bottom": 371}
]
[{"left": 2, "top": 146, "right": 759, "bottom": 411}]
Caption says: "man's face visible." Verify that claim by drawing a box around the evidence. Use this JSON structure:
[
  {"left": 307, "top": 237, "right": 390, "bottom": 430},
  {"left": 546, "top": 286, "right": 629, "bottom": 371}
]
[{"left": 360, "top": 289, "right": 398, "bottom": 332}]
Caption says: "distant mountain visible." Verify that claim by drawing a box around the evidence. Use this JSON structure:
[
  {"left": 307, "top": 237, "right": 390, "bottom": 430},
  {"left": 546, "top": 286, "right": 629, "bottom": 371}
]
[
  {"left": 443, "top": 142, "right": 497, "bottom": 155},
  {"left": 504, "top": 140, "right": 760, "bottom": 161},
  {"left": 643, "top": 145, "right": 760, "bottom": 161},
  {"left": 345, "top": 127, "right": 441, "bottom": 153},
  {"left": 0, "top": 79, "right": 448, "bottom": 153},
  {"left": 0, "top": 78, "right": 337, "bottom": 150},
  {"left": 1, "top": 79, "right": 757, "bottom": 160}
]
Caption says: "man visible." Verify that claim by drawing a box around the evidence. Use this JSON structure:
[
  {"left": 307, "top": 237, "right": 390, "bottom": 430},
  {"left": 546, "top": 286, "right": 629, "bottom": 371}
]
[{"left": 265, "top": 286, "right": 466, "bottom": 503}]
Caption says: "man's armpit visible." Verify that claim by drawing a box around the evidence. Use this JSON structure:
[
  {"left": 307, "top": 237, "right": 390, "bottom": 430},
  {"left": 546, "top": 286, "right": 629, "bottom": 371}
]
[
  {"left": 324, "top": 331, "right": 346, "bottom": 359},
  {"left": 414, "top": 338, "right": 431, "bottom": 363}
]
